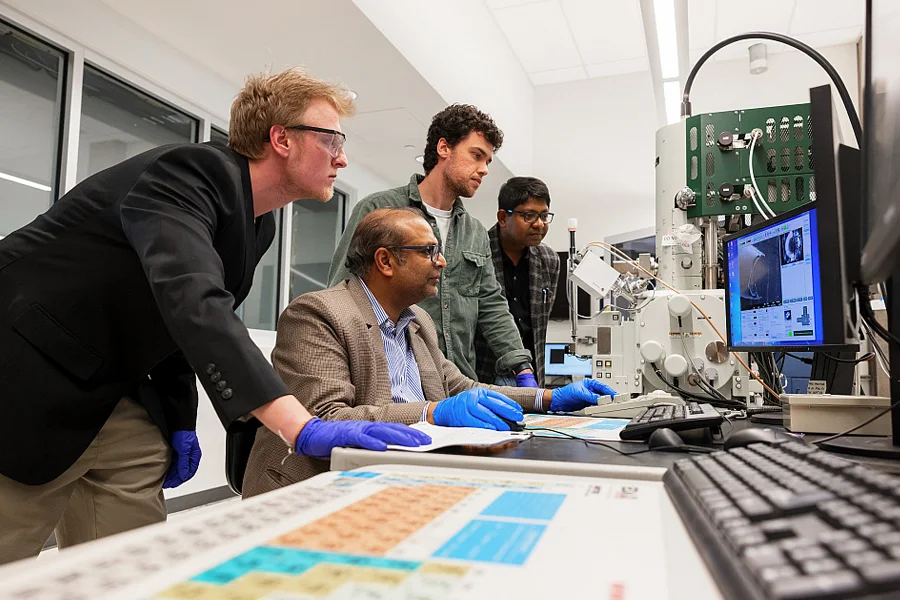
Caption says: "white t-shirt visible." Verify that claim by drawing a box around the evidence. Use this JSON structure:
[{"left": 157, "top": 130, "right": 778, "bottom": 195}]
[{"left": 422, "top": 202, "right": 453, "bottom": 246}]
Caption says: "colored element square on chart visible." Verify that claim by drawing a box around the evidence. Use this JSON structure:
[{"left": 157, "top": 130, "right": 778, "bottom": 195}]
[
  {"left": 479, "top": 491, "right": 566, "bottom": 521},
  {"left": 433, "top": 520, "right": 547, "bottom": 565}
]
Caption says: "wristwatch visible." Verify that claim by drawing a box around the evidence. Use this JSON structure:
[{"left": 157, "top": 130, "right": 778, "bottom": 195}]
[{"left": 511, "top": 361, "right": 533, "bottom": 374}]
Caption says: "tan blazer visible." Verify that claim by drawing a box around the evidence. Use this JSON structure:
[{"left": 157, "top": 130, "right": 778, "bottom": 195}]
[{"left": 242, "top": 277, "right": 540, "bottom": 497}]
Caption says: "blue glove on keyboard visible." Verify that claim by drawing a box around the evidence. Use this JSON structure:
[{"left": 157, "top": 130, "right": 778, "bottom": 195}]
[
  {"left": 515, "top": 372, "right": 539, "bottom": 388},
  {"left": 432, "top": 388, "right": 524, "bottom": 430},
  {"left": 549, "top": 379, "right": 616, "bottom": 413},
  {"left": 163, "top": 430, "right": 201, "bottom": 489},
  {"left": 294, "top": 418, "right": 432, "bottom": 459}
]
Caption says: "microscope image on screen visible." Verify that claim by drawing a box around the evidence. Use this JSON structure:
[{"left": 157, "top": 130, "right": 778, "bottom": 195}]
[
  {"left": 781, "top": 228, "right": 804, "bottom": 265},
  {"left": 738, "top": 237, "right": 783, "bottom": 311}
]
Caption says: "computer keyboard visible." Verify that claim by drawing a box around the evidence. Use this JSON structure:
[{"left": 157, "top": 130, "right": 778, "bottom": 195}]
[
  {"left": 618, "top": 401, "right": 723, "bottom": 440},
  {"left": 665, "top": 439, "right": 900, "bottom": 599}
]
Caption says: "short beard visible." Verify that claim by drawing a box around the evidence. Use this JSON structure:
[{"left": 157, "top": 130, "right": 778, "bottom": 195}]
[{"left": 443, "top": 169, "right": 473, "bottom": 199}]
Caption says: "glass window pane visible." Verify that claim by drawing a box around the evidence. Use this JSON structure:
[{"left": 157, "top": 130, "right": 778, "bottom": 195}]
[
  {"left": 0, "top": 20, "right": 66, "bottom": 237},
  {"left": 290, "top": 191, "right": 346, "bottom": 299},
  {"left": 77, "top": 65, "right": 198, "bottom": 182},
  {"left": 238, "top": 210, "right": 282, "bottom": 331},
  {"left": 209, "top": 126, "right": 228, "bottom": 146}
]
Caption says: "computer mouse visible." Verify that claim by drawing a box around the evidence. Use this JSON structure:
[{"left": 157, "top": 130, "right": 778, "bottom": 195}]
[
  {"left": 647, "top": 428, "right": 686, "bottom": 450},
  {"left": 725, "top": 427, "right": 796, "bottom": 450},
  {"left": 497, "top": 416, "right": 525, "bottom": 432}
]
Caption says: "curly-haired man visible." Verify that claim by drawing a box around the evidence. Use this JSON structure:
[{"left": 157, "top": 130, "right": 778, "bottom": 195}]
[{"left": 328, "top": 104, "right": 537, "bottom": 386}]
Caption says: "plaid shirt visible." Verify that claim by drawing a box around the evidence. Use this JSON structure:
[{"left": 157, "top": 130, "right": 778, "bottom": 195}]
[{"left": 475, "top": 224, "right": 560, "bottom": 386}]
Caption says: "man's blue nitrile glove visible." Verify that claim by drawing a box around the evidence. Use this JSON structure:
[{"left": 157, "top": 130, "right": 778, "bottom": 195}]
[
  {"left": 163, "top": 430, "right": 202, "bottom": 489},
  {"left": 550, "top": 379, "right": 616, "bottom": 413},
  {"left": 294, "top": 419, "right": 432, "bottom": 459},
  {"left": 432, "top": 388, "right": 524, "bottom": 430},
  {"left": 515, "top": 372, "right": 539, "bottom": 388}
]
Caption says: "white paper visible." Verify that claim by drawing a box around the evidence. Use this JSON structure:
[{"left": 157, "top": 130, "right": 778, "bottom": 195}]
[{"left": 386, "top": 422, "right": 531, "bottom": 452}]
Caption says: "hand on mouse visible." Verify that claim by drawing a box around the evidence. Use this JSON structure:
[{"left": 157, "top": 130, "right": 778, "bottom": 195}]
[{"left": 432, "top": 388, "right": 524, "bottom": 430}]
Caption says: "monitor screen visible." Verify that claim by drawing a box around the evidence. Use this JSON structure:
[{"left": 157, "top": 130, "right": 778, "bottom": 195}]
[
  {"left": 725, "top": 207, "right": 825, "bottom": 348},
  {"left": 544, "top": 343, "right": 593, "bottom": 376},
  {"left": 861, "top": 1, "right": 900, "bottom": 283}
]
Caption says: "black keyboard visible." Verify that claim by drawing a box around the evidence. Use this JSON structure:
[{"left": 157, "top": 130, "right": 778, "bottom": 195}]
[
  {"left": 618, "top": 401, "right": 723, "bottom": 440},
  {"left": 665, "top": 439, "right": 900, "bottom": 599}
]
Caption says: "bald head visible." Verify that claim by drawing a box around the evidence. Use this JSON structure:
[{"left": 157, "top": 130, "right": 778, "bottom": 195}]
[{"left": 344, "top": 207, "right": 428, "bottom": 278}]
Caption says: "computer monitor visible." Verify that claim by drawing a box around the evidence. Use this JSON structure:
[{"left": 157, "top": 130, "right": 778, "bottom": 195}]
[
  {"left": 723, "top": 204, "right": 851, "bottom": 352},
  {"left": 544, "top": 343, "right": 592, "bottom": 377},
  {"left": 860, "top": 1, "right": 900, "bottom": 284},
  {"left": 815, "top": 0, "right": 900, "bottom": 457}
]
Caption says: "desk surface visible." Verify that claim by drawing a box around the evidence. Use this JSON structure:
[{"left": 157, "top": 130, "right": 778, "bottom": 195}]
[{"left": 332, "top": 419, "right": 900, "bottom": 478}]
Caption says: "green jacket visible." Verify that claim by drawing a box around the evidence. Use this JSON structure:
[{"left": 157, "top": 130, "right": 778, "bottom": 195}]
[{"left": 328, "top": 174, "right": 532, "bottom": 381}]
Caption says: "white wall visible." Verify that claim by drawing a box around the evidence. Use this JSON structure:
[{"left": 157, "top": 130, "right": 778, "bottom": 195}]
[
  {"left": 351, "top": 0, "right": 535, "bottom": 176},
  {"left": 534, "top": 69, "right": 659, "bottom": 251},
  {"left": 533, "top": 43, "right": 860, "bottom": 250}
]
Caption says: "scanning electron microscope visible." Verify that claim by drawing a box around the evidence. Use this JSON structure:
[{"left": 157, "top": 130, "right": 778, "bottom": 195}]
[{"left": 564, "top": 103, "right": 819, "bottom": 411}]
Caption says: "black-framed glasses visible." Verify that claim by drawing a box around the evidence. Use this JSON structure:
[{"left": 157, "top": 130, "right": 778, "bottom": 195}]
[
  {"left": 507, "top": 209, "right": 554, "bottom": 224},
  {"left": 389, "top": 244, "right": 442, "bottom": 263},
  {"left": 284, "top": 125, "right": 346, "bottom": 158}
]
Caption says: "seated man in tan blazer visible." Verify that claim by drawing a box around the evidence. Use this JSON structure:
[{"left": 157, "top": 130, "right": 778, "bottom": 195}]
[{"left": 242, "top": 207, "right": 613, "bottom": 497}]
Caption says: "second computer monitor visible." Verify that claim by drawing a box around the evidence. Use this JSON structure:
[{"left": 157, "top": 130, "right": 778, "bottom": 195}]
[{"left": 723, "top": 204, "right": 850, "bottom": 352}]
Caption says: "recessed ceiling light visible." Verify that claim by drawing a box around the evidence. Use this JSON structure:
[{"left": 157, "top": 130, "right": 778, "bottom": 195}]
[
  {"left": 415, "top": 155, "right": 424, "bottom": 163},
  {"left": 347, "top": 89, "right": 358, "bottom": 100}
]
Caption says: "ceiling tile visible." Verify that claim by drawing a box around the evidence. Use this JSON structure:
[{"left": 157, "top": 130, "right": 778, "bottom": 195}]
[
  {"left": 492, "top": 1, "right": 583, "bottom": 72},
  {"left": 793, "top": 27, "right": 863, "bottom": 49},
  {"left": 790, "top": 0, "right": 864, "bottom": 34},
  {"left": 585, "top": 56, "right": 650, "bottom": 78},
  {"left": 530, "top": 66, "right": 587, "bottom": 86},
  {"left": 688, "top": 0, "right": 717, "bottom": 51},
  {"left": 562, "top": 0, "right": 646, "bottom": 64}
]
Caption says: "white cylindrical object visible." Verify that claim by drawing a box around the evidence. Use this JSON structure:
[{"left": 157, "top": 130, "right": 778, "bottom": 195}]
[
  {"left": 640, "top": 340, "right": 666, "bottom": 364},
  {"left": 567, "top": 217, "right": 577, "bottom": 231},
  {"left": 664, "top": 354, "right": 689, "bottom": 378},
  {"left": 749, "top": 43, "right": 768, "bottom": 75},
  {"left": 668, "top": 294, "right": 693, "bottom": 318}
]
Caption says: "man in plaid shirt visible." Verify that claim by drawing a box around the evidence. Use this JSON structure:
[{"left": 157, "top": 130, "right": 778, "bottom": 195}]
[{"left": 476, "top": 177, "right": 560, "bottom": 387}]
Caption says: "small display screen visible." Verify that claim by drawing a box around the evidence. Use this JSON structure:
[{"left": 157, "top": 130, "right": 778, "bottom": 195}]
[{"left": 544, "top": 343, "right": 592, "bottom": 376}]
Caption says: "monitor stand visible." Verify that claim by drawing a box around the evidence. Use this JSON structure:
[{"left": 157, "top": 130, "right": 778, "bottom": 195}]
[{"left": 819, "top": 276, "right": 900, "bottom": 459}]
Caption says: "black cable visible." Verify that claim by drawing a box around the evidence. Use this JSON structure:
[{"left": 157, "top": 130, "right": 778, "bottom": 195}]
[
  {"left": 525, "top": 427, "right": 655, "bottom": 456},
  {"left": 858, "top": 285, "right": 900, "bottom": 346},
  {"left": 813, "top": 397, "right": 900, "bottom": 445},
  {"left": 751, "top": 352, "right": 784, "bottom": 405},
  {"left": 682, "top": 32, "right": 862, "bottom": 146},
  {"left": 785, "top": 351, "right": 875, "bottom": 365},
  {"left": 651, "top": 363, "right": 745, "bottom": 409},
  {"left": 676, "top": 321, "right": 732, "bottom": 403}
]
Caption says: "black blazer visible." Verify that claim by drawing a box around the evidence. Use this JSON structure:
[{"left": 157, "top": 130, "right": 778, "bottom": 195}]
[{"left": 0, "top": 143, "right": 289, "bottom": 485}]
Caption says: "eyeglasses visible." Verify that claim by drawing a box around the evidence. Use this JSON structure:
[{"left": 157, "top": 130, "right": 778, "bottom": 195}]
[
  {"left": 284, "top": 125, "right": 346, "bottom": 158},
  {"left": 389, "top": 244, "right": 442, "bottom": 263},
  {"left": 507, "top": 210, "right": 554, "bottom": 224}
]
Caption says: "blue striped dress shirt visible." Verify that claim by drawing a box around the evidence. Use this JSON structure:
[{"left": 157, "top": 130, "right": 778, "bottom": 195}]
[{"left": 359, "top": 279, "right": 429, "bottom": 419}]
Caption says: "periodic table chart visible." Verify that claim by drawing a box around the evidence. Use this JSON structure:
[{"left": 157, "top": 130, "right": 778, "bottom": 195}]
[{"left": 2, "top": 465, "right": 683, "bottom": 599}]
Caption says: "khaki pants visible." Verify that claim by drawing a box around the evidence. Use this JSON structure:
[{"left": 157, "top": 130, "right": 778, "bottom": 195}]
[{"left": 0, "top": 397, "right": 170, "bottom": 566}]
